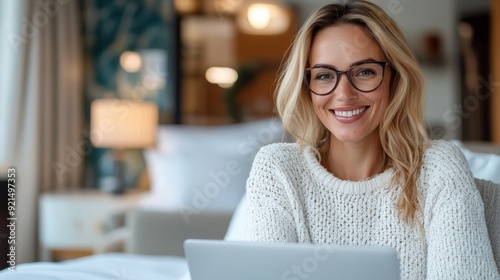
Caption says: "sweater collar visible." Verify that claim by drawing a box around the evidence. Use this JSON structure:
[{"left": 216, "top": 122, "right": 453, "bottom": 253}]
[{"left": 303, "top": 145, "right": 394, "bottom": 194}]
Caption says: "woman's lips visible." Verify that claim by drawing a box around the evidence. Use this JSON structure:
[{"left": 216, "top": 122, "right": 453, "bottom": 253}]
[{"left": 330, "top": 106, "right": 369, "bottom": 123}]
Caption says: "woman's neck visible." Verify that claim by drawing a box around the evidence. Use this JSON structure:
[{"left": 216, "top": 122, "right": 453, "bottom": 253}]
[{"left": 321, "top": 134, "right": 386, "bottom": 181}]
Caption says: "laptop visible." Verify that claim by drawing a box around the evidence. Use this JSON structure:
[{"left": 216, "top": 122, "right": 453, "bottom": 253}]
[{"left": 184, "top": 239, "right": 401, "bottom": 280}]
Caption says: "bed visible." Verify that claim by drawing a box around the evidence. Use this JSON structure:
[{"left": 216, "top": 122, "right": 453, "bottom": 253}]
[
  {"left": 0, "top": 254, "right": 189, "bottom": 280},
  {"left": 1, "top": 118, "right": 285, "bottom": 279},
  {"left": 1, "top": 120, "right": 499, "bottom": 279}
]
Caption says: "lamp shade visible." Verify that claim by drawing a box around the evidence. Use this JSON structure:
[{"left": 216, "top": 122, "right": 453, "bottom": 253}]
[{"left": 90, "top": 99, "right": 158, "bottom": 148}]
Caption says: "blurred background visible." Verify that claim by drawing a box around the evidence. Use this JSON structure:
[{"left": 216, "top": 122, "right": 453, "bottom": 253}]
[{"left": 0, "top": 0, "right": 498, "bottom": 266}]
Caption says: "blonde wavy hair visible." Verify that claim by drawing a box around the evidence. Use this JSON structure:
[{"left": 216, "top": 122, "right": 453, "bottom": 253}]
[{"left": 275, "top": 0, "right": 429, "bottom": 224}]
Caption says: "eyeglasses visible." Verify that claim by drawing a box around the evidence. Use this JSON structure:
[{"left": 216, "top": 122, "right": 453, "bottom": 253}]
[{"left": 304, "top": 61, "right": 389, "bottom": 95}]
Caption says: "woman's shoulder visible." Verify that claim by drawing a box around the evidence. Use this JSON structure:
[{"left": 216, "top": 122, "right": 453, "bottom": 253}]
[
  {"left": 256, "top": 142, "right": 302, "bottom": 158},
  {"left": 423, "top": 139, "right": 469, "bottom": 167},
  {"left": 251, "top": 142, "right": 305, "bottom": 170},
  {"left": 421, "top": 140, "right": 475, "bottom": 188}
]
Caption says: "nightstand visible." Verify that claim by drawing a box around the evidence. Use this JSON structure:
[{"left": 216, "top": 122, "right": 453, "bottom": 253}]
[{"left": 39, "top": 190, "right": 143, "bottom": 261}]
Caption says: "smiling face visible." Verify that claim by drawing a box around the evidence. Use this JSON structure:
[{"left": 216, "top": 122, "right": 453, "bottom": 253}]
[{"left": 308, "top": 24, "right": 391, "bottom": 144}]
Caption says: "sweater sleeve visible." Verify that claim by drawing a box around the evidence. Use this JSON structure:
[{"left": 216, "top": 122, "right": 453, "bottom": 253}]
[
  {"left": 245, "top": 145, "right": 298, "bottom": 243},
  {"left": 424, "top": 142, "right": 499, "bottom": 279},
  {"left": 475, "top": 178, "right": 500, "bottom": 272}
]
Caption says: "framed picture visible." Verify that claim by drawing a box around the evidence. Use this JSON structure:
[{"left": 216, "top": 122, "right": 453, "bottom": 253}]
[
  {"left": 80, "top": 0, "right": 180, "bottom": 190},
  {"left": 81, "top": 0, "right": 180, "bottom": 124}
]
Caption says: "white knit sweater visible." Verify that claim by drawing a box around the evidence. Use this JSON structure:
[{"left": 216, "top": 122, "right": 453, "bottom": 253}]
[{"left": 245, "top": 140, "right": 499, "bottom": 279}]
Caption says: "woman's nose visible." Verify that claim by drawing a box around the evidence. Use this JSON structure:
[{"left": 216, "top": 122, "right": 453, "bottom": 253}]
[{"left": 334, "top": 74, "right": 358, "bottom": 101}]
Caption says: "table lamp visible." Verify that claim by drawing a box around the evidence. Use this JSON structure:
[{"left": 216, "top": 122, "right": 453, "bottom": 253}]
[{"left": 90, "top": 99, "right": 158, "bottom": 194}]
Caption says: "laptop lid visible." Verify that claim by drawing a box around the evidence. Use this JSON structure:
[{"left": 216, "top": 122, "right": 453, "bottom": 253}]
[{"left": 184, "top": 239, "right": 401, "bottom": 280}]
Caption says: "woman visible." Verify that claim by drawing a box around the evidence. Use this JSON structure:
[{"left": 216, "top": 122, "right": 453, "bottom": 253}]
[{"left": 245, "top": 1, "right": 499, "bottom": 279}]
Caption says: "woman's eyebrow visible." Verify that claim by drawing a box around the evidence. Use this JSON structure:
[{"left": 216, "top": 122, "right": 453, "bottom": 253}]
[
  {"left": 349, "top": 58, "right": 379, "bottom": 67},
  {"left": 310, "top": 58, "right": 379, "bottom": 69}
]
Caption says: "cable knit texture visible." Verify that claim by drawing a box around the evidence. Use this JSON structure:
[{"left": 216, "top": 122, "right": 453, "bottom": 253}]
[
  {"left": 476, "top": 178, "right": 500, "bottom": 272},
  {"left": 245, "top": 140, "right": 499, "bottom": 280}
]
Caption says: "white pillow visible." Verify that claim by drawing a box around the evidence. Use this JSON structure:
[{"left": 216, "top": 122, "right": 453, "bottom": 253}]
[
  {"left": 142, "top": 118, "right": 285, "bottom": 211},
  {"left": 452, "top": 140, "right": 500, "bottom": 184},
  {"left": 224, "top": 193, "right": 248, "bottom": 241}
]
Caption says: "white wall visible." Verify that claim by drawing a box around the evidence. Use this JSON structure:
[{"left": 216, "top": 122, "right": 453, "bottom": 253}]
[{"left": 283, "top": 0, "right": 461, "bottom": 139}]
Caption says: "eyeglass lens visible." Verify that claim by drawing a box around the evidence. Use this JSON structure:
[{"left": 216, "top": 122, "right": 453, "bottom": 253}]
[{"left": 306, "top": 62, "right": 385, "bottom": 95}]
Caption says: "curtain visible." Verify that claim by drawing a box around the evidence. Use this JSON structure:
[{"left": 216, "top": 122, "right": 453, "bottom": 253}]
[{"left": 0, "top": 0, "right": 84, "bottom": 263}]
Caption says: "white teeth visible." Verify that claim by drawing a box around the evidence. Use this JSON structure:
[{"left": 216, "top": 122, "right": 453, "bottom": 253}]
[{"left": 334, "top": 107, "right": 366, "bottom": 117}]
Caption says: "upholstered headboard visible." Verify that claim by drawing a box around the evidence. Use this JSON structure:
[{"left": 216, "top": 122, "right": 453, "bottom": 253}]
[{"left": 140, "top": 118, "right": 288, "bottom": 211}]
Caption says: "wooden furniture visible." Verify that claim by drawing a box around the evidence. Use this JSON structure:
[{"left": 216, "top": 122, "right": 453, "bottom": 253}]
[{"left": 493, "top": 0, "right": 500, "bottom": 143}]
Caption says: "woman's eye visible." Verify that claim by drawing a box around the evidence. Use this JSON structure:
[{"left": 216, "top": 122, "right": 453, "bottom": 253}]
[
  {"left": 314, "top": 72, "right": 334, "bottom": 81},
  {"left": 356, "top": 68, "right": 376, "bottom": 77}
]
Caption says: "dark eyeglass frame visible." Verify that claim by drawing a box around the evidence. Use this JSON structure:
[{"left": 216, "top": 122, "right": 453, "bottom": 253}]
[{"left": 304, "top": 61, "right": 389, "bottom": 95}]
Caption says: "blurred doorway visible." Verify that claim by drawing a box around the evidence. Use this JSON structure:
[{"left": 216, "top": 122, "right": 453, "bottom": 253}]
[{"left": 458, "top": 12, "right": 491, "bottom": 141}]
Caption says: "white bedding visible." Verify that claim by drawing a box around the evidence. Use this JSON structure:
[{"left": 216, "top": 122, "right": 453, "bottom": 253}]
[{"left": 0, "top": 253, "right": 188, "bottom": 280}]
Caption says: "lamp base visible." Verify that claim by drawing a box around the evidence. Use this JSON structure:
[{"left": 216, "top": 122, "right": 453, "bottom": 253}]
[
  {"left": 111, "top": 149, "right": 126, "bottom": 195},
  {"left": 112, "top": 159, "right": 126, "bottom": 195}
]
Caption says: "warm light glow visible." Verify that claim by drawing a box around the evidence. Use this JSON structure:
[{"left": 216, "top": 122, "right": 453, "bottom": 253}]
[
  {"left": 90, "top": 99, "right": 158, "bottom": 148},
  {"left": 212, "top": 0, "right": 244, "bottom": 14},
  {"left": 247, "top": 4, "right": 271, "bottom": 30},
  {"left": 120, "top": 51, "right": 142, "bottom": 73},
  {"left": 205, "top": 67, "right": 238, "bottom": 88},
  {"left": 174, "top": 0, "right": 199, "bottom": 14},
  {"left": 237, "top": 2, "right": 290, "bottom": 35}
]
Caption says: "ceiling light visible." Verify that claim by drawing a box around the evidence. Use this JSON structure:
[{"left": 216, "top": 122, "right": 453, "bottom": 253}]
[
  {"left": 237, "top": 1, "right": 291, "bottom": 35},
  {"left": 247, "top": 4, "right": 271, "bottom": 29}
]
